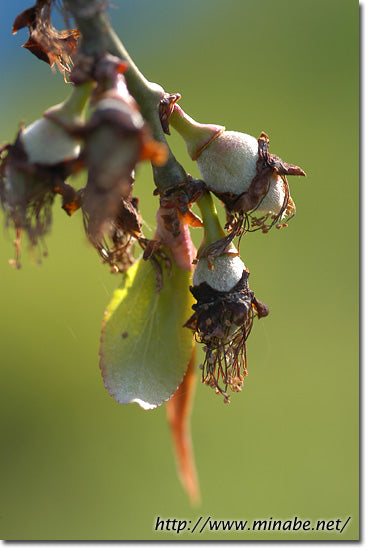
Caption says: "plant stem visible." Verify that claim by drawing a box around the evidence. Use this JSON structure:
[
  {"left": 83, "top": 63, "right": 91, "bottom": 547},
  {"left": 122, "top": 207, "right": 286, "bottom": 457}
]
[
  {"left": 169, "top": 104, "right": 224, "bottom": 160},
  {"left": 196, "top": 191, "right": 226, "bottom": 249},
  {"left": 64, "top": 0, "right": 187, "bottom": 191},
  {"left": 44, "top": 81, "right": 94, "bottom": 126}
]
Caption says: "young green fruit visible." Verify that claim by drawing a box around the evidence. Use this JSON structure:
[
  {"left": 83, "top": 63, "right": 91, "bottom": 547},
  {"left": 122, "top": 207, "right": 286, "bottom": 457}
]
[
  {"left": 21, "top": 81, "right": 93, "bottom": 166},
  {"left": 21, "top": 118, "right": 81, "bottom": 166},
  {"left": 195, "top": 130, "right": 287, "bottom": 217},
  {"left": 169, "top": 103, "right": 305, "bottom": 223},
  {"left": 193, "top": 250, "right": 245, "bottom": 292}
]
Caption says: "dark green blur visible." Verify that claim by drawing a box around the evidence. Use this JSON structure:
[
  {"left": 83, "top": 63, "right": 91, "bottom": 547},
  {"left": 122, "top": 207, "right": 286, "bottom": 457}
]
[{"left": 0, "top": 0, "right": 358, "bottom": 540}]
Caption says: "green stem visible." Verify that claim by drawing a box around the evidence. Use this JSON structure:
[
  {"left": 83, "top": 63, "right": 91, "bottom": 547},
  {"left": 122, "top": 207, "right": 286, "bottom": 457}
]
[
  {"left": 44, "top": 81, "right": 94, "bottom": 126},
  {"left": 62, "top": 81, "right": 95, "bottom": 119},
  {"left": 169, "top": 106, "right": 202, "bottom": 142},
  {"left": 169, "top": 105, "right": 224, "bottom": 160},
  {"left": 64, "top": 0, "right": 187, "bottom": 190},
  {"left": 197, "top": 191, "right": 226, "bottom": 251}
]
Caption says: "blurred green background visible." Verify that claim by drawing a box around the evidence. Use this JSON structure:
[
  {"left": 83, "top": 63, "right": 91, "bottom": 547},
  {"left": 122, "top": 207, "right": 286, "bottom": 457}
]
[{"left": 0, "top": 0, "right": 359, "bottom": 541}]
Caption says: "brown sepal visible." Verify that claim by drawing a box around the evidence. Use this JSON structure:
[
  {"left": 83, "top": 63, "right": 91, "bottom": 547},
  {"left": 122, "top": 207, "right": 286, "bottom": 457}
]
[
  {"left": 54, "top": 181, "right": 82, "bottom": 216},
  {"left": 225, "top": 132, "right": 306, "bottom": 215},
  {"left": 258, "top": 131, "right": 306, "bottom": 177},
  {"left": 0, "top": 130, "right": 64, "bottom": 266},
  {"left": 12, "top": 4, "right": 39, "bottom": 34},
  {"left": 182, "top": 209, "right": 203, "bottom": 228},
  {"left": 159, "top": 93, "right": 181, "bottom": 135},
  {"left": 211, "top": 132, "right": 305, "bottom": 236},
  {"left": 116, "top": 196, "right": 143, "bottom": 236},
  {"left": 195, "top": 228, "right": 240, "bottom": 269},
  {"left": 252, "top": 296, "right": 269, "bottom": 319}
]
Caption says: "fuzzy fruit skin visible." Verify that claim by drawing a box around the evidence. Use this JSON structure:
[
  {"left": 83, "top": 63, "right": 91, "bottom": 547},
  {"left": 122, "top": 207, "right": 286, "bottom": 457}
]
[
  {"left": 193, "top": 253, "right": 245, "bottom": 292},
  {"left": 197, "top": 131, "right": 288, "bottom": 216},
  {"left": 21, "top": 118, "right": 81, "bottom": 165},
  {"left": 197, "top": 131, "right": 258, "bottom": 195},
  {"left": 253, "top": 174, "right": 286, "bottom": 215}
]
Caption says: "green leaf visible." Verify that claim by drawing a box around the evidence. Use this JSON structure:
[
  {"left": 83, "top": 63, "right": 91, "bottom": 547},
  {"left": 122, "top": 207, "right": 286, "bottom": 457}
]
[{"left": 100, "top": 257, "right": 194, "bottom": 410}]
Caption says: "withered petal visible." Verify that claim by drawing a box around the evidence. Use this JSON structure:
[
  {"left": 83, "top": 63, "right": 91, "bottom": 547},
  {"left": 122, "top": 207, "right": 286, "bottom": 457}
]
[
  {"left": 116, "top": 197, "right": 142, "bottom": 235},
  {"left": 268, "top": 155, "right": 307, "bottom": 177},
  {"left": 22, "top": 37, "right": 51, "bottom": 64},
  {"left": 252, "top": 297, "right": 269, "bottom": 319},
  {"left": 12, "top": 6, "right": 37, "bottom": 34},
  {"left": 181, "top": 209, "right": 203, "bottom": 228},
  {"left": 258, "top": 131, "right": 270, "bottom": 159},
  {"left": 258, "top": 132, "right": 306, "bottom": 178}
]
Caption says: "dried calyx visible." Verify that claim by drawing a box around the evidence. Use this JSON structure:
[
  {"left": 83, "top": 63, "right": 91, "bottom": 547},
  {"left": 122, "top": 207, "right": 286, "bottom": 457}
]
[
  {"left": 154, "top": 175, "right": 205, "bottom": 238},
  {"left": 165, "top": 95, "right": 306, "bottom": 236},
  {"left": 12, "top": 0, "right": 79, "bottom": 77},
  {"left": 185, "top": 252, "right": 268, "bottom": 403},
  {"left": 212, "top": 132, "right": 304, "bottom": 235}
]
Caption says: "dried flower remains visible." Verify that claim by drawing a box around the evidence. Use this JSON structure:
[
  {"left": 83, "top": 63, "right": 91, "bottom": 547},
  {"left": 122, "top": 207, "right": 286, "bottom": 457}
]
[
  {"left": 0, "top": 130, "right": 75, "bottom": 267},
  {"left": 213, "top": 132, "right": 306, "bottom": 237},
  {"left": 185, "top": 256, "right": 269, "bottom": 403},
  {"left": 12, "top": 0, "right": 79, "bottom": 77}
]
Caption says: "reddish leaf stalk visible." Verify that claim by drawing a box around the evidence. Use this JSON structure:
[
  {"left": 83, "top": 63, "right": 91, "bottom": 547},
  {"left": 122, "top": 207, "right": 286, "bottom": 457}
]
[{"left": 166, "top": 345, "right": 200, "bottom": 505}]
